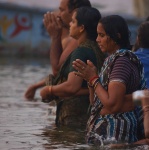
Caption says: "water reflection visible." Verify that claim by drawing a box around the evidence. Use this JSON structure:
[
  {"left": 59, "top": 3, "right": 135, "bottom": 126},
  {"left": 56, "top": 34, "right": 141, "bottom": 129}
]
[{"left": 0, "top": 57, "right": 148, "bottom": 150}]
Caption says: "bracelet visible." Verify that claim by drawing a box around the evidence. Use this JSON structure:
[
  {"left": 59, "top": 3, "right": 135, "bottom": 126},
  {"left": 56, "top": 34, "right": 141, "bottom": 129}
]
[
  {"left": 92, "top": 78, "right": 100, "bottom": 90},
  {"left": 87, "top": 82, "right": 93, "bottom": 88},
  {"left": 49, "top": 86, "right": 53, "bottom": 96},
  {"left": 89, "top": 76, "right": 99, "bottom": 85},
  {"left": 93, "top": 80, "right": 100, "bottom": 90}
]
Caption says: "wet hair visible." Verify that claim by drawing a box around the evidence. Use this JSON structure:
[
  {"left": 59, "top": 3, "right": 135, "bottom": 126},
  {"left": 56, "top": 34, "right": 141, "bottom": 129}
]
[
  {"left": 99, "top": 15, "right": 131, "bottom": 49},
  {"left": 68, "top": 0, "right": 91, "bottom": 12},
  {"left": 137, "top": 21, "right": 149, "bottom": 48},
  {"left": 75, "top": 6, "right": 101, "bottom": 41}
]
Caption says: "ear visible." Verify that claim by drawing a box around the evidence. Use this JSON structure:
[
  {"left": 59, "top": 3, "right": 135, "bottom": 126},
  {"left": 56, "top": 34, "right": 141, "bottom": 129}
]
[{"left": 79, "top": 25, "right": 85, "bottom": 33}]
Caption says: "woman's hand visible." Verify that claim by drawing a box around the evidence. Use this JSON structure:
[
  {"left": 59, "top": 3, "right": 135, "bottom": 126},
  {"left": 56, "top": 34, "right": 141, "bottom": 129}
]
[
  {"left": 40, "top": 86, "right": 52, "bottom": 101},
  {"left": 72, "top": 59, "right": 98, "bottom": 82}
]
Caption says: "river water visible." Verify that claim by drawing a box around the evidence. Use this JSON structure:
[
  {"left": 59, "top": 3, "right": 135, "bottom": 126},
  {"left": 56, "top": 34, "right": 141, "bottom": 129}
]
[
  {"left": 0, "top": 57, "right": 149, "bottom": 150},
  {"left": 0, "top": 57, "right": 92, "bottom": 150}
]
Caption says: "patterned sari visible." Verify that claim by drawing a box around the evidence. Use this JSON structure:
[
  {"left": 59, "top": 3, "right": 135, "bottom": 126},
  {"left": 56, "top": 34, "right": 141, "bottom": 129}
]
[{"left": 86, "top": 49, "right": 146, "bottom": 145}]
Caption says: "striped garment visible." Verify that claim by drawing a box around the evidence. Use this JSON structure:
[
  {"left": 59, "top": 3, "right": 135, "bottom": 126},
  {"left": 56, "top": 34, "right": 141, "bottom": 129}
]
[{"left": 86, "top": 49, "right": 146, "bottom": 145}]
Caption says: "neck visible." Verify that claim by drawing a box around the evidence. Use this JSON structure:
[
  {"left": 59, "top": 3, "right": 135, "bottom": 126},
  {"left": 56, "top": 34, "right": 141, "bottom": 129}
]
[
  {"left": 78, "top": 33, "right": 88, "bottom": 45},
  {"left": 109, "top": 45, "right": 121, "bottom": 55}
]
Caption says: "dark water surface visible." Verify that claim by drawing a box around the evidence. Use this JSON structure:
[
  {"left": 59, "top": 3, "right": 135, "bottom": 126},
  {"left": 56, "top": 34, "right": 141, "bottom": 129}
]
[{"left": 0, "top": 57, "right": 149, "bottom": 150}]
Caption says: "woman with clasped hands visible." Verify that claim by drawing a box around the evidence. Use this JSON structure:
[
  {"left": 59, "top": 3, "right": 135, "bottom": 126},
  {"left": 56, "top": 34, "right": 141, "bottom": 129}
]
[{"left": 72, "top": 15, "right": 146, "bottom": 145}]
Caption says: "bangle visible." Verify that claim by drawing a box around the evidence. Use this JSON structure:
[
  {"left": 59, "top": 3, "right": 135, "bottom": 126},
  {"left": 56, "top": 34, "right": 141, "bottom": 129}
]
[
  {"left": 49, "top": 86, "right": 53, "bottom": 96},
  {"left": 89, "top": 76, "right": 99, "bottom": 85},
  {"left": 87, "top": 82, "right": 93, "bottom": 88},
  {"left": 93, "top": 78, "right": 100, "bottom": 90}
]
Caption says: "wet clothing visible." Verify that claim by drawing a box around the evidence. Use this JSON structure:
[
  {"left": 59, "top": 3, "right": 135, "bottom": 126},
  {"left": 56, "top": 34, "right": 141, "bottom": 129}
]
[
  {"left": 53, "top": 40, "right": 104, "bottom": 127},
  {"left": 86, "top": 49, "right": 146, "bottom": 145},
  {"left": 135, "top": 48, "right": 149, "bottom": 88}
]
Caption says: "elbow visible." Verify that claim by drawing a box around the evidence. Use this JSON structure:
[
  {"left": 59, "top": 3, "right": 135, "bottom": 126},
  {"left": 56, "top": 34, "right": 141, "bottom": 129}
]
[
  {"left": 108, "top": 105, "right": 122, "bottom": 114},
  {"left": 105, "top": 102, "right": 121, "bottom": 114}
]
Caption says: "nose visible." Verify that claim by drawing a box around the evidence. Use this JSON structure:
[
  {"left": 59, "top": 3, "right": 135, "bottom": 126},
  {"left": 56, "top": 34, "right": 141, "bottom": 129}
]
[
  {"left": 69, "top": 21, "right": 72, "bottom": 27},
  {"left": 96, "top": 35, "right": 100, "bottom": 43}
]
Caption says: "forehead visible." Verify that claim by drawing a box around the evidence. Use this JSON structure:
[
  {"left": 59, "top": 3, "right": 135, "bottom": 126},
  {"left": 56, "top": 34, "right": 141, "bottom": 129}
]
[
  {"left": 72, "top": 11, "right": 77, "bottom": 18},
  {"left": 59, "top": 0, "right": 69, "bottom": 9},
  {"left": 97, "top": 23, "right": 105, "bottom": 32}
]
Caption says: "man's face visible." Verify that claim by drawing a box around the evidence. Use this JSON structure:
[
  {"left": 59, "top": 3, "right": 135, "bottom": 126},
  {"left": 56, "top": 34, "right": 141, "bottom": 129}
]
[{"left": 58, "top": 0, "right": 73, "bottom": 28}]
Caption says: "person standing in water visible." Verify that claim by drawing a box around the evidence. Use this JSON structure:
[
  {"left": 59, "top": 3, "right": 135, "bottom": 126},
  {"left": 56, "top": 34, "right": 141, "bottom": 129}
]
[
  {"left": 73, "top": 15, "right": 146, "bottom": 145},
  {"left": 24, "top": 0, "right": 92, "bottom": 100},
  {"left": 40, "top": 6, "right": 104, "bottom": 127}
]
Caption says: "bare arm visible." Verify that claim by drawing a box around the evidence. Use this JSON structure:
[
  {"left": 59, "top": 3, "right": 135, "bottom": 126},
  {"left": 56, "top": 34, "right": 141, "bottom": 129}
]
[
  {"left": 72, "top": 59, "right": 134, "bottom": 114},
  {"left": 50, "top": 37, "right": 78, "bottom": 76},
  {"left": 43, "top": 12, "right": 78, "bottom": 76},
  {"left": 40, "top": 72, "right": 83, "bottom": 99}
]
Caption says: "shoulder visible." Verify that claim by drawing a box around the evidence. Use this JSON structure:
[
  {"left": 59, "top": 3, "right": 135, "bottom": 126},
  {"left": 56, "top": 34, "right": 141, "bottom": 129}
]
[
  {"left": 115, "top": 55, "right": 131, "bottom": 64},
  {"left": 62, "top": 36, "right": 78, "bottom": 52}
]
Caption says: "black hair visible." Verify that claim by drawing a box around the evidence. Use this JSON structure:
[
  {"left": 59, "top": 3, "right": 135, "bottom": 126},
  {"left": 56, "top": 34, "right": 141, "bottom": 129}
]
[
  {"left": 146, "top": 16, "right": 149, "bottom": 21},
  {"left": 99, "top": 15, "right": 131, "bottom": 49},
  {"left": 68, "top": 0, "right": 91, "bottom": 12},
  {"left": 138, "top": 21, "right": 149, "bottom": 48},
  {"left": 75, "top": 6, "right": 101, "bottom": 41}
]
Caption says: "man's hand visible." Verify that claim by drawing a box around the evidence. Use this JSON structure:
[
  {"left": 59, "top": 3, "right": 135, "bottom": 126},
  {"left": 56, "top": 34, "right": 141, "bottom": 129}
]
[
  {"left": 43, "top": 12, "right": 62, "bottom": 38},
  {"left": 24, "top": 85, "right": 36, "bottom": 100}
]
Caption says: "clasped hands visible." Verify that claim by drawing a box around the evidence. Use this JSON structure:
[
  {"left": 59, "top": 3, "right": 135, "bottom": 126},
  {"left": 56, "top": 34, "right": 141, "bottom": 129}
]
[
  {"left": 43, "top": 11, "right": 62, "bottom": 38},
  {"left": 72, "top": 59, "right": 98, "bottom": 82}
]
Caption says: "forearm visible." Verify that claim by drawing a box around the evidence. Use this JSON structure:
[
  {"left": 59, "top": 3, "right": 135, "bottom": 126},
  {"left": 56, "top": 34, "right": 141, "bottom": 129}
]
[
  {"left": 75, "top": 88, "right": 89, "bottom": 96},
  {"left": 33, "top": 79, "right": 46, "bottom": 89},
  {"left": 51, "top": 82, "right": 81, "bottom": 97},
  {"left": 50, "top": 37, "right": 63, "bottom": 76},
  {"left": 88, "top": 87, "right": 95, "bottom": 105}
]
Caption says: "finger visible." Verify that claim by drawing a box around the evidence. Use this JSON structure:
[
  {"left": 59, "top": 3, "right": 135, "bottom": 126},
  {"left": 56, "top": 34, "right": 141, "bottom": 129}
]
[
  {"left": 43, "top": 19, "right": 47, "bottom": 27},
  {"left": 73, "top": 60, "right": 86, "bottom": 70},
  {"left": 46, "top": 12, "right": 51, "bottom": 22},
  {"left": 75, "top": 59, "right": 86, "bottom": 66},
  {"left": 73, "top": 71, "right": 84, "bottom": 78},
  {"left": 72, "top": 62, "right": 84, "bottom": 73},
  {"left": 56, "top": 17, "right": 62, "bottom": 28},
  {"left": 87, "top": 60, "right": 95, "bottom": 67},
  {"left": 43, "top": 13, "right": 50, "bottom": 26},
  {"left": 51, "top": 12, "right": 59, "bottom": 26}
]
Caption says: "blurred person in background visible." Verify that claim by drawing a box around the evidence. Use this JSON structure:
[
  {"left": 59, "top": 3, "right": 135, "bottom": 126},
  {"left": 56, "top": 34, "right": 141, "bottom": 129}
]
[{"left": 134, "top": 21, "right": 149, "bottom": 88}]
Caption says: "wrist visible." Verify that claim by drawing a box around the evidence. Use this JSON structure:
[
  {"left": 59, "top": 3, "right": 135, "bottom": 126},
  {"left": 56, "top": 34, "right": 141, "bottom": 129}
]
[
  {"left": 88, "top": 77, "right": 100, "bottom": 90},
  {"left": 88, "top": 75, "right": 99, "bottom": 86}
]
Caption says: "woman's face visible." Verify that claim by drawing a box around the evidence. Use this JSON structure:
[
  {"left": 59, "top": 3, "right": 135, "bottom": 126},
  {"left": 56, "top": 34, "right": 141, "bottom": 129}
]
[
  {"left": 96, "top": 23, "right": 118, "bottom": 54},
  {"left": 69, "top": 12, "right": 82, "bottom": 39}
]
